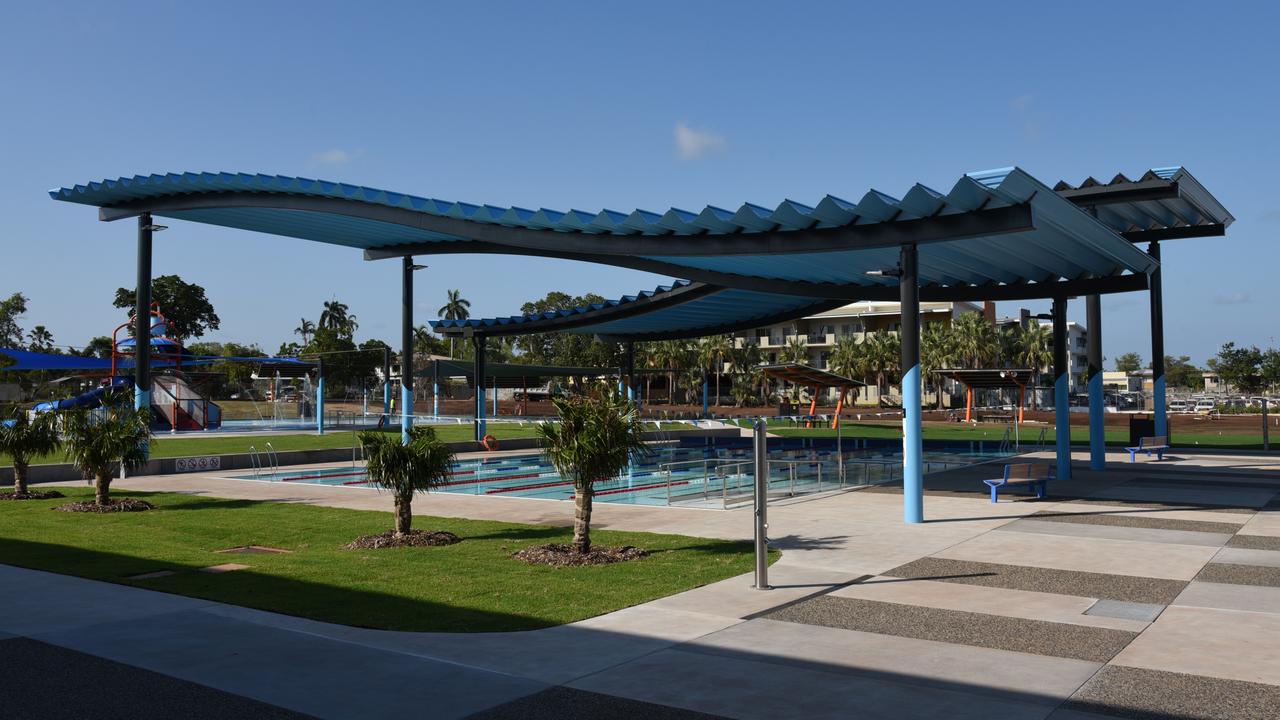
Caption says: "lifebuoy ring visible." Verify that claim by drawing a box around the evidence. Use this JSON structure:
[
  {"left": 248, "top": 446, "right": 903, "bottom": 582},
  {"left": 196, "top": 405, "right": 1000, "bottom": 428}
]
[{"left": 482, "top": 434, "right": 500, "bottom": 451}]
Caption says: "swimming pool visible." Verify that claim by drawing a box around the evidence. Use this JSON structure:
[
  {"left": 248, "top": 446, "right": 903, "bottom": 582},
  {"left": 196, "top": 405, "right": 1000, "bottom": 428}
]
[{"left": 226, "top": 438, "right": 1018, "bottom": 508}]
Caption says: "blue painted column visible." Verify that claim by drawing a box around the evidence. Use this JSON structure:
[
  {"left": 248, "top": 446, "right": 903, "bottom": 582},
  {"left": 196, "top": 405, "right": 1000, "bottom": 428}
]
[
  {"left": 316, "top": 359, "right": 326, "bottom": 435},
  {"left": 702, "top": 372, "right": 709, "bottom": 418},
  {"left": 1087, "top": 294, "right": 1106, "bottom": 470},
  {"left": 401, "top": 257, "right": 415, "bottom": 444},
  {"left": 1148, "top": 240, "right": 1167, "bottom": 439},
  {"left": 900, "top": 244, "right": 924, "bottom": 524},
  {"left": 1052, "top": 296, "right": 1071, "bottom": 481},
  {"left": 474, "top": 335, "right": 487, "bottom": 440},
  {"left": 625, "top": 342, "right": 636, "bottom": 403},
  {"left": 432, "top": 360, "right": 440, "bottom": 418}
]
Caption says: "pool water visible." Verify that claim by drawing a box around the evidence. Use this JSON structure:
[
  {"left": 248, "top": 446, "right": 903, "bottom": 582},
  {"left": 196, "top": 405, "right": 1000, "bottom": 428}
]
[{"left": 228, "top": 438, "right": 1017, "bottom": 508}]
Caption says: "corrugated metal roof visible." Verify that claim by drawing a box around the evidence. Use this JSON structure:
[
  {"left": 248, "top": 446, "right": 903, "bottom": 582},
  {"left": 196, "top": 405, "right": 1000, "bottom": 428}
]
[{"left": 1054, "top": 167, "right": 1234, "bottom": 240}]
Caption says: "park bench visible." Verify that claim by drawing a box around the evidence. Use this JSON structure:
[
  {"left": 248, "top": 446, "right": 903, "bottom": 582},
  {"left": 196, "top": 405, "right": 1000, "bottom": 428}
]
[
  {"left": 983, "top": 462, "right": 1053, "bottom": 503},
  {"left": 1126, "top": 435, "right": 1169, "bottom": 462}
]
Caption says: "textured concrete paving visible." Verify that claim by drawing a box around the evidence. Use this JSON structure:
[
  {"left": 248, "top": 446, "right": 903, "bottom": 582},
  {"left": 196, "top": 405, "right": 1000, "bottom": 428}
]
[{"left": 9, "top": 447, "right": 1280, "bottom": 718}]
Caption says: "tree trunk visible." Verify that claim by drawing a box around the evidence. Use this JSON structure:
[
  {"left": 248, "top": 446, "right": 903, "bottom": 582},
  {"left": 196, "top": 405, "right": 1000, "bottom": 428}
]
[
  {"left": 572, "top": 484, "right": 593, "bottom": 554},
  {"left": 394, "top": 495, "right": 412, "bottom": 536},
  {"left": 12, "top": 460, "right": 28, "bottom": 495},
  {"left": 95, "top": 471, "right": 112, "bottom": 506}
]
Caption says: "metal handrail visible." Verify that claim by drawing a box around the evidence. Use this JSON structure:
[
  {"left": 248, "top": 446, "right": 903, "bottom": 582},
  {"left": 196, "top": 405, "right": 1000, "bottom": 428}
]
[
  {"left": 248, "top": 445, "right": 260, "bottom": 479},
  {"left": 265, "top": 442, "right": 279, "bottom": 475}
]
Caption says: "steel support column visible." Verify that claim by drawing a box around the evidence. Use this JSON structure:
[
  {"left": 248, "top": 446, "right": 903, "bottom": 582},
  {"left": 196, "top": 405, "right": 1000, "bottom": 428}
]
[
  {"left": 1149, "top": 241, "right": 1167, "bottom": 438},
  {"left": 1087, "top": 295, "right": 1105, "bottom": 470},
  {"left": 1053, "top": 296, "right": 1072, "bottom": 481},
  {"left": 401, "top": 257, "right": 414, "bottom": 443},
  {"left": 134, "top": 214, "right": 153, "bottom": 418},
  {"left": 474, "top": 335, "right": 487, "bottom": 441},
  {"left": 432, "top": 360, "right": 440, "bottom": 418},
  {"left": 900, "top": 244, "right": 923, "bottom": 524}
]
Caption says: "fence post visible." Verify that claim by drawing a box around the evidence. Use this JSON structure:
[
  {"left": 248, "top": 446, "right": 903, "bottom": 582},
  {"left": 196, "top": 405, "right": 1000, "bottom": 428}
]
[{"left": 1264, "top": 398, "right": 1271, "bottom": 452}]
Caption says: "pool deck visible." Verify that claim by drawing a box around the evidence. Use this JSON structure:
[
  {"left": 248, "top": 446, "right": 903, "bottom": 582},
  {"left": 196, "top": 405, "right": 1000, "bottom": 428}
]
[{"left": 4, "top": 449, "right": 1280, "bottom": 719}]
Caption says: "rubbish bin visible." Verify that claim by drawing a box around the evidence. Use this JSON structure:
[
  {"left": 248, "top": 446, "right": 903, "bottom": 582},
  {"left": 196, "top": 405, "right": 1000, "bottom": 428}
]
[{"left": 1129, "top": 415, "right": 1155, "bottom": 446}]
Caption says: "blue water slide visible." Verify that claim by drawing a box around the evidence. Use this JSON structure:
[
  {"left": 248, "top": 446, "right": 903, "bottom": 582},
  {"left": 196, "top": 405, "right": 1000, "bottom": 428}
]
[{"left": 32, "top": 376, "right": 132, "bottom": 413}]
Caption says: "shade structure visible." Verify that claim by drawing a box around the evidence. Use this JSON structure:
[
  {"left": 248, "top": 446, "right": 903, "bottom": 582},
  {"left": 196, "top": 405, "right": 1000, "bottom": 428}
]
[
  {"left": 1056, "top": 168, "right": 1234, "bottom": 242},
  {"left": 935, "top": 368, "right": 1036, "bottom": 389},
  {"left": 759, "top": 363, "right": 865, "bottom": 390}
]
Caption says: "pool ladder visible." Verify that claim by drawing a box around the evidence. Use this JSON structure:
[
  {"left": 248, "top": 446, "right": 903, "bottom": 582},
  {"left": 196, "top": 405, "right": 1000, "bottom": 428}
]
[{"left": 248, "top": 443, "right": 279, "bottom": 479}]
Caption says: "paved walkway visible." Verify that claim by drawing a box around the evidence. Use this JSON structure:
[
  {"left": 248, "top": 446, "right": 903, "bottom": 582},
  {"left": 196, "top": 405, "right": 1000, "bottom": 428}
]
[{"left": 4, "top": 449, "right": 1280, "bottom": 719}]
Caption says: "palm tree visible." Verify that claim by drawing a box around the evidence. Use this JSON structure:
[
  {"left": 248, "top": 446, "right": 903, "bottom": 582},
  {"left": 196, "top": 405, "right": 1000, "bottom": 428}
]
[
  {"left": 318, "top": 299, "right": 358, "bottom": 337},
  {"left": 27, "top": 326, "right": 55, "bottom": 353},
  {"left": 294, "top": 318, "right": 315, "bottom": 345},
  {"left": 729, "top": 340, "right": 764, "bottom": 406},
  {"left": 359, "top": 426, "right": 455, "bottom": 536},
  {"left": 952, "top": 312, "right": 997, "bottom": 369},
  {"left": 62, "top": 402, "right": 151, "bottom": 506},
  {"left": 651, "top": 340, "right": 691, "bottom": 404},
  {"left": 921, "top": 322, "right": 957, "bottom": 409},
  {"left": 1018, "top": 322, "right": 1054, "bottom": 409},
  {"left": 781, "top": 337, "right": 809, "bottom": 401},
  {"left": 437, "top": 290, "right": 471, "bottom": 357},
  {"left": 536, "top": 385, "right": 648, "bottom": 553},
  {"left": 830, "top": 335, "right": 869, "bottom": 403},
  {"left": 862, "top": 331, "right": 900, "bottom": 404},
  {"left": 0, "top": 408, "right": 61, "bottom": 496},
  {"left": 697, "top": 335, "right": 732, "bottom": 407}
]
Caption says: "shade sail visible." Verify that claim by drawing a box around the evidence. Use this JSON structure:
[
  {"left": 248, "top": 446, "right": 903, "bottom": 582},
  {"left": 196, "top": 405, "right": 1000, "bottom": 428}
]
[{"left": 760, "top": 364, "right": 865, "bottom": 389}]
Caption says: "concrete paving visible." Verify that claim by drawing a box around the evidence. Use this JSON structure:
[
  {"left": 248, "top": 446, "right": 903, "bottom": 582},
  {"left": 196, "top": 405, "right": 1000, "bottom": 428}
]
[{"left": 5, "top": 447, "right": 1279, "bottom": 718}]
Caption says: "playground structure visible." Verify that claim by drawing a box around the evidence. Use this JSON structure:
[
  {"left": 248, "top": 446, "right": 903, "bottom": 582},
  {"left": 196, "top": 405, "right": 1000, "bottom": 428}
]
[{"left": 30, "top": 305, "right": 223, "bottom": 431}]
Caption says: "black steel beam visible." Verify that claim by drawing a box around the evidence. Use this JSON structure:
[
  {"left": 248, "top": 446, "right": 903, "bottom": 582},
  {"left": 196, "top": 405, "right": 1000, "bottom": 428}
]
[
  {"left": 434, "top": 281, "right": 721, "bottom": 337},
  {"left": 596, "top": 298, "right": 850, "bottom": 342},
  {"left": 1120, "top": 224, "right": 1226, "bottom": 242},
  {"left": 1059, "top": 180, "right": 1180, "bottom": 206},
  {"left": 134, "top": 213, "right": 152, "bottom": 409},
  {"left": 98, "top": 191, "right": 1034, "bottom": 259}
]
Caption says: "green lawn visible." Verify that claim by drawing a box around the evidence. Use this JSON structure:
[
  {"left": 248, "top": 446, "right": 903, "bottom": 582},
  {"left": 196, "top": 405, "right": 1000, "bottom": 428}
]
[
  {"left": 0, "top": 488, "right": 769, "bottom": 632},
  {"left": 1, "top": 424, "right": 541, "bottom": 468},
  {"left": 768, "top": 421, "right": 1275, "bottom": 450}
]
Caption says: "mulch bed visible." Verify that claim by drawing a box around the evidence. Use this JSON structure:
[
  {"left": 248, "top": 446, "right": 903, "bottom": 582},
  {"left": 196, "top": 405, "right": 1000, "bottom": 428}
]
[
  {"left": 53, "top": 498, "right": 156, "bottom": 513},
  {"left": 0, "top": 490, "right": 65, "bottom": 501},
  {"left": 343, "top": 530, "right": 462, "bottom": 550},
  {"left": 513, "top": 543, "right": 648, "bottom": 567}
]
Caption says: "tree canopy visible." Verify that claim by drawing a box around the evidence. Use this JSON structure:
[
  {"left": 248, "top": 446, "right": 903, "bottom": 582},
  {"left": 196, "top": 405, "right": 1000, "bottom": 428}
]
[
  {"left": 114, "top": 275, "right": 220, "bottom": 342},
  {"left": 1114, "top": 352, "right": 1143, "bottom": 372},
  {"left": 0, "top": 292, "right": 29, "bottom": 348}
]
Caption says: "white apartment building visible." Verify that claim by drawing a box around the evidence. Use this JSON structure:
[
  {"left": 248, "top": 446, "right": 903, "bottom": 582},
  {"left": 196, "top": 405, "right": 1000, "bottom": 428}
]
[
  {"left": 737, "top": 300, "right": 982, "bottom": 404},
  {"left": 996, "top": 310, "right": 1089, "bottom": 393}
]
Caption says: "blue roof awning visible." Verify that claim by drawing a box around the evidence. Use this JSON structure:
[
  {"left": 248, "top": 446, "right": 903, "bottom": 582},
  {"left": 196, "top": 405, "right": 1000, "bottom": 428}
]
[{"left": 50, "top": 166, "right": 1231, "bottom": 342}]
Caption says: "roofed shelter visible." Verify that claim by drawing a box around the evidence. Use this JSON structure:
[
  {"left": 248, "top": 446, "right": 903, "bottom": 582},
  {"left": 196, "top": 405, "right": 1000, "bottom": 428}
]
[
  {"left": 759, "top": 363, "right": 865, "bottom": 428},
  {"left": 51, "top": 166, "right": 1232, "bottom": 524},
  {"left": 936, "top": 368, "right": 1036, "bottom": 423}
]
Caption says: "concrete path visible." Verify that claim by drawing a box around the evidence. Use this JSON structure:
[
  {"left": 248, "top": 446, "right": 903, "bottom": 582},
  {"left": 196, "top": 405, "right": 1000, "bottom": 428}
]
[{"left": 4, "top": 449, "right": 1280, "bottom": 718}]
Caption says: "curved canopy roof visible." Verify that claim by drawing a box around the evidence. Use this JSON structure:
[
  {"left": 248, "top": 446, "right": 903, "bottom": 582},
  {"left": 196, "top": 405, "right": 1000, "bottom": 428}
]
[{"left": 51, "top": 166, "right": 1230, "bottom": 343}]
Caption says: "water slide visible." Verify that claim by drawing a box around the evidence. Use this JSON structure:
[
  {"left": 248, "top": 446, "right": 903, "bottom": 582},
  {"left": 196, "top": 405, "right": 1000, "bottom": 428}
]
[{"left": 32, "top": 375, "right": 222, "bottom": 431}]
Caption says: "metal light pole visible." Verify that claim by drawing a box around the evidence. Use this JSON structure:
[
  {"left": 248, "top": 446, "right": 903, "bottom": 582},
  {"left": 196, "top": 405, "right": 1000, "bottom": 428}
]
[{"left": 752, "top": 418, "right": 770, "bottom": 590}]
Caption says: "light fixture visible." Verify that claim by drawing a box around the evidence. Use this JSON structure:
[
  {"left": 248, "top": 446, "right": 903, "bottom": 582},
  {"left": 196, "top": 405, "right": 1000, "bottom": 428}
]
[
  {"left": 142, "top": 224, "right": 168, "bottom": 232},
  {"left": 865, "top": 266, "right": 903, "bottom": 278},
  {"left": 410, "top": 263, "right": 427, "bottom": 271}
]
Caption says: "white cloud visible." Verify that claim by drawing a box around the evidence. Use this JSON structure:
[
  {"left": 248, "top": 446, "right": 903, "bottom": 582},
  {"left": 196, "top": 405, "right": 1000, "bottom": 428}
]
[
  {"left": 1214, "top": 292, "right": 1251, "bottom": 305},
  {"left": 1008, "top": 94, "right": 1043, "bottom": 139},
  {"left": 311, "top": 148, "right": 364, "bottom": 165},
  {"left": 674, "top": 122, "right": 726, "bottom": 160},
  {"left": 1262, "top": 210, "right": 1280, "bottom": 223}
]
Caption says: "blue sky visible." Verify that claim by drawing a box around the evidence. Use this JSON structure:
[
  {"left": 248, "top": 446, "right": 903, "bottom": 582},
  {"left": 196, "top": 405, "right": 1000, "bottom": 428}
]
[{"left": 2, "top": 1, "right": 1276, "bottom": 365}]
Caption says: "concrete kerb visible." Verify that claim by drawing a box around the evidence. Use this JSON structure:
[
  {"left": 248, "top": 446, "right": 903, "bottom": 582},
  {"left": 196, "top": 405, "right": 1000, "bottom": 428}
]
[{"left": 2, "top": 428, "right": 742, "bottom": 487}]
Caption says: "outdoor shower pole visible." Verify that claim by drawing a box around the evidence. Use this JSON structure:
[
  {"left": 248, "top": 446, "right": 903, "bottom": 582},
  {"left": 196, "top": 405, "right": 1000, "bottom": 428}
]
[
  {"left": 401, "top": 257, "right": 414, "bottom": 444},
  {"left": 315, "top": 358, "right": 325, "bottom": 435},
  {"left": 382, "top": 346, "right": 391, "bottom": 423},
  {"left": 752, "top": 418, "right": 770, "bottom": 590},
  {"left": 474, "top": 335, "right": 487, "bottom": 441},
  {"left": 1087, "top": 294, "right": 1105, "bottom": 470},
  {"left": 432, "top": 360, "right": 440, "bottom": 418}
]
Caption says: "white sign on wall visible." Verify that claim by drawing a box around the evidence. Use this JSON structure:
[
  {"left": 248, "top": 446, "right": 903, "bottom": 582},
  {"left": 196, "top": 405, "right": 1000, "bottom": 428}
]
[{"left": 174, "top": 456, "right": 221, "bottom": 473}]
